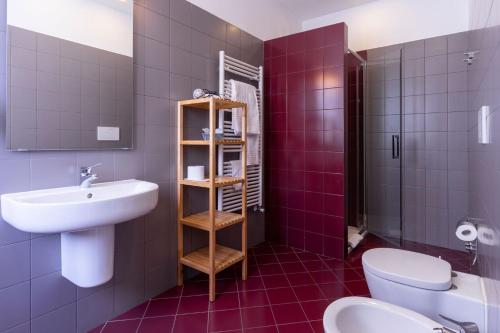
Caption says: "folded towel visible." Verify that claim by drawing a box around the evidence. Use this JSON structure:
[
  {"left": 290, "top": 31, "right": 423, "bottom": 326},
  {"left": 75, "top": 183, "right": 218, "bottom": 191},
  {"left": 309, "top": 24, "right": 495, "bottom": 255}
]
[
  {"left": 230, "top": 79, "right": 260, "bottom": 165},
  {"left": 229, "top": 160, "right": 242, "bottom": 191}
]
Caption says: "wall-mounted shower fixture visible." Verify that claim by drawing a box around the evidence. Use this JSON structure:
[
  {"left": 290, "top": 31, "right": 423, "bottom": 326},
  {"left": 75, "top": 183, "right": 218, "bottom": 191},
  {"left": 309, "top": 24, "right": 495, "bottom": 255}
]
[{"left": 464, "top": 51, "right": 479, "bottom": 65}]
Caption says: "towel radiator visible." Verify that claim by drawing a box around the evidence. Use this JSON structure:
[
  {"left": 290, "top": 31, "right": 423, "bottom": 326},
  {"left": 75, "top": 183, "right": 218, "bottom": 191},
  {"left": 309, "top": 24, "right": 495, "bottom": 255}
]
[{"left": 218, "top": 51, "right": 264, "bottom": 212}]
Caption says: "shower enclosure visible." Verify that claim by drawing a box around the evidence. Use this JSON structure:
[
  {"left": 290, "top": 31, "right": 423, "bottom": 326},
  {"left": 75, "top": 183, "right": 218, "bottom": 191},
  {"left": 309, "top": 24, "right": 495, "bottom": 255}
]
[{"left": 363, "top": 46, "right": 403, "bottom": 246}]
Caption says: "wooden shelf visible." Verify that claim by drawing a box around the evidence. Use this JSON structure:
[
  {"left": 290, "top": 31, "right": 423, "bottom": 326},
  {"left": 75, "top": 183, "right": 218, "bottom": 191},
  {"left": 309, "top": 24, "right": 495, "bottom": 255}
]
[
  {"left": 181, "top": 211, "right": 244, "bottom": 231},
  {"left": 177, "top": 96, "right": 247, "bottom": 302},
  {"left": 181, "top": 139, "right": 244, "bottom": 146},
  {"left": 180, "top": 245, "right": 244, "bottom": 274},
  {"left": 179, "top": 97, "right": 246, "bottom": 110},
  {"left": 179, "top": 176, "right": 244, "bottom": 188}
]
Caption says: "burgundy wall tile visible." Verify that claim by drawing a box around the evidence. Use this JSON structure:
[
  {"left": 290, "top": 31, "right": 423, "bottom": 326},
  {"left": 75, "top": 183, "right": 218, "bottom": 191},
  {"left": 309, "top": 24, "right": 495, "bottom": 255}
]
[
  {"left": 305, "top": 172, "right": 324, "bottom": 192},
  {"left": 287, "top": 72, "right": 305, "bottom": 93},
  {"left": 305, "top": 90, "right": 324, "bottom": 110},
  {"left": 305, "top": 48, "right": 324, "bottom": 70},
  {"left": 305, "top": 28, "right": 325, "bottom": 50},
  {"left": 305, "top": 212, "right": 324, "bottom": 234},
  {"left": 305, "top": 70, "right": 324, "bottom": 91},
  {"left": 287, "top": 52, "right": 305, "bottom": 73},
  {"left": 264, "top": 23, "right": 347, "bottom": 258},
  {"left": 287, "top": 33, "right": 305, "bottom": 53},
  {"left": 305, "top": 111, "right": 323, "bottom": 131}
]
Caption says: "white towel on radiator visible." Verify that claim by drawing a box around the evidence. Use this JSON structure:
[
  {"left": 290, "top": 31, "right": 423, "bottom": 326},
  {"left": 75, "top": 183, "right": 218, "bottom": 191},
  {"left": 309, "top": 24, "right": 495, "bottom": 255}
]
[
  {"left": 230, "top": 79, "right": 260, "bottom": 165},
  {"left": 229, "top": 160, "right": 242, "bottom": 191}
]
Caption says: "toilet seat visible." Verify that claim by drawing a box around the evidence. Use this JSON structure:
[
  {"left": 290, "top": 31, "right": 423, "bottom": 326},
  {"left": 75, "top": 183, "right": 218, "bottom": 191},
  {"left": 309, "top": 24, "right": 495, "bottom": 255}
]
[{"left": 362, "top": 248, "right": 452, "bottom": 291}]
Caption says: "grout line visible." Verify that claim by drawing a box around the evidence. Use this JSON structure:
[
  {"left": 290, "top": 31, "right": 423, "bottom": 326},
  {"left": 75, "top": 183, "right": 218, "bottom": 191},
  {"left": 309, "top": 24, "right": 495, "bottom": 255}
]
[
  {"left": 234, "top": 266, "right": 245, "bottom": 333},
  {"left": 170, "top": 285, "right": 184, "bottom": 333},
  {"left": 269, "top": 244, "right": 315, "bottom": 333},
  {"left": 253, "top": 247, "right": 279, "bottom": 332},
  {"left": 133, "top": 299, "right": 151, "bottom": 333}
]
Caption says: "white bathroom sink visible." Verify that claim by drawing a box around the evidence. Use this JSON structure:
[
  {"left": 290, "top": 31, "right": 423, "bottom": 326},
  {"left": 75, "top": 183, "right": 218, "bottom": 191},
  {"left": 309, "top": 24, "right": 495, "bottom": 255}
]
[
  {"left": 1, "top": 179, "right": 159, "bottom": 233},
  {"left": 323, "top": 297, "right": 445, "bottom": 333},
  {"left": 1, "top": 179, "right": 159, "bottom": 287}
]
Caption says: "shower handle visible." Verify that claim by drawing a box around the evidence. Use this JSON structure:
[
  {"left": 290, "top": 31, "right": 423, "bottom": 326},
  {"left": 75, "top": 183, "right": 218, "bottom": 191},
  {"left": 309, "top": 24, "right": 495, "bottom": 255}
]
[{"left": 392, "top": 135, "right": 400, "bottom": 159}]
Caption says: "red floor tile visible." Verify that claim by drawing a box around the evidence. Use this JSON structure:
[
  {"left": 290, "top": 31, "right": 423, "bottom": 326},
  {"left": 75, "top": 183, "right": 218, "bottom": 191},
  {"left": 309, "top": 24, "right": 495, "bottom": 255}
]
[
  {"left": 177, "top": 295, "right": 209, "bottom": 314},
  {"left": 237, "top": 276, "right": 264, "bottom": 291},
  {"left": 239, "top": 290, "right": 269, "bottom": 308},
  {"left": 310, "top": 319, "right": 325, "bottom": 333},
  {"left": 310, "top": 270, "right": 338, "bottom": 284},
  {"left": 101, "top": 320, "right": 141, "bottom": 333},
  {"left": 287, "top": 272, "right": 315, "bottom": 286},
  {"left": 209, "top": 292, "right": 240, "bottom": 311},
  {"left": 318, "top": 282, "right": 351, "bottom": 300},
  {"left": 256, "top": 254, "right": 278, "bottom": 265},
  {"left": 259, "top": 263, "right": 284, "bottom": 275},
  {"left": 333, "top": 268, "right": 363, "bottom": 281},
  {"left": 262, "top": 274, "right": 290, "bottom": 289},
  {"left": 302, "top": 260, "right": 329, "bottom": 271},
  {"left": 280, "top": 321, "right": 315, "bottom": 332},
  {"left": 172, "top": 313, "right": 208, "bottom": 333},
  {"left": 96, "top": 236, "right": 473, "bottom": 333},
  {"left": 276, "top": 252, "right": 299, "bottom": 263},
  {"left": 182, "top": 280, "right": 209, "bottom": 296},
  {"left": 144, "top": 298, "right": 179, "bottom": 318},
  {"left": 294, "top": 285, "right": 326, "bottom": 302},
  {"left": 272, "top": 302, "right": 307, "bottom": 324},
  {"left": 137, "top": 316, "right": 174, "bottom": 333},
  {"left": 267, "top": 287, "right": 298, "bottom": 304},
  {"left": 301, "top": 300, "right": 330, "bottom": 321},
  {"left": 281, "top": 262, "right": 306, "bottom": 273},
  {"left": 208, "top": 309, "right": 242, "bottom": 332},
  {"left": 345, "top": 280, "right": 370, "bottom": 296},
  {"left": 112, "top": 302, "right": 148, "bottom": 320},
  {"left": 245, "top": 326, "right": 279, "bottom": 333},
  {"left": 241, "top": 306, "right": 275, "bottom": 328}
]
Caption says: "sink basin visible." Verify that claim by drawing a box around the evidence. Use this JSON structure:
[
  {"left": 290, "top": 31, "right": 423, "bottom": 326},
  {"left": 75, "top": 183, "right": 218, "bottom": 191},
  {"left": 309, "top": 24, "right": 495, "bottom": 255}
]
[
  {"left": 1, "top": 179, "right": 159, "bottom": 233},
  {"left": 1, "top": 179, "right": 159, "bottom": 287},
  {"left": 323, "top": 297, "right": 445, "bottom": 333}
]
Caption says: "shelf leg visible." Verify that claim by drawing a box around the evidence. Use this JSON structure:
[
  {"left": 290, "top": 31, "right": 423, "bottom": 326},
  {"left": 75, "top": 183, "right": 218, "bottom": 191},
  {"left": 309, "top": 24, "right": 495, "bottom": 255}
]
[
  {"left": 177, "top": 225, "right": 184, "bottom": 286},
  {"left": 209, "top": 230, "right": 216, "bottom": 302}
]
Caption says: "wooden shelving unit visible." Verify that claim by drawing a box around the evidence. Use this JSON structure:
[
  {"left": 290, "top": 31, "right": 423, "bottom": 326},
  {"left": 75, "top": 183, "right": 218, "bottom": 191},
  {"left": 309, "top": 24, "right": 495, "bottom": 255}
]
[{"left": 177, "top": 97, "right": 248, "bottom": 301}]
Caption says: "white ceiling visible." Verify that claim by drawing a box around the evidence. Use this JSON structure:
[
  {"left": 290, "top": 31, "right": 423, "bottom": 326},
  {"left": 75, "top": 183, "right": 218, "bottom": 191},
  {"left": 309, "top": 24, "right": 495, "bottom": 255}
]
[{"left": 274, "top": 0, "right": 379, "bottom": 21}]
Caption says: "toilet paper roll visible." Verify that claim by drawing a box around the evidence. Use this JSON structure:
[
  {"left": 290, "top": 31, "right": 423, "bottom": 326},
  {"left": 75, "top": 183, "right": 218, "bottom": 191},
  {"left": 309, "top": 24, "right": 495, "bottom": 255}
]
[
  {"left": 455, "top": 221, "right": 478, "bottom": 242},
  {"left": 187, "top": 166, "right": 205, "bottom": 181},
  {"left": 477, "top": 225, "right": 499, "bottom": 246}
]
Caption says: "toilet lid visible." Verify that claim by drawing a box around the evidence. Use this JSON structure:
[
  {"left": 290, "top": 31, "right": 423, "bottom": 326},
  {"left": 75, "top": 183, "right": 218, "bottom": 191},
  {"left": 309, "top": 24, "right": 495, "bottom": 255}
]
[{"left": 362, "top": 248, "right": 452, "bottom": 291}]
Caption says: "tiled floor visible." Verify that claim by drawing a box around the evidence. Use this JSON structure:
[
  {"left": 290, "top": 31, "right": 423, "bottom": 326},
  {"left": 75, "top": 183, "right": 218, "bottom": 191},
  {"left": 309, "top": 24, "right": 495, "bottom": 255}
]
[{"left": 89, "top": 234, "right": 474, "bottom": 333}]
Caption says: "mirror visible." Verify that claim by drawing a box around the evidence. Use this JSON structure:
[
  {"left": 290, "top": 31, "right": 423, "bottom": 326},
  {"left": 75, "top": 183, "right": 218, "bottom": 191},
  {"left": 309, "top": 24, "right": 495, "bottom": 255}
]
[{"left": 6, "top": 0, "right": 134, "bottom": 150}]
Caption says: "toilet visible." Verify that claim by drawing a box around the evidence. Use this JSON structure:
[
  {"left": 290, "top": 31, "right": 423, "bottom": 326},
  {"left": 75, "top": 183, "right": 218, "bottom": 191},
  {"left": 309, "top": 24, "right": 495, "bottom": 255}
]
[{"left": 362, "top": 248, "right": 487, "bottom": 332}]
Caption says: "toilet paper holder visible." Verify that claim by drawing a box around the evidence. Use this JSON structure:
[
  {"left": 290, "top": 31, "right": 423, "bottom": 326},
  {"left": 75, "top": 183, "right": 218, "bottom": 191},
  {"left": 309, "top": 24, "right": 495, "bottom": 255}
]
[{"left": 456, "top": 217, "right": 480, "bottom": 265}]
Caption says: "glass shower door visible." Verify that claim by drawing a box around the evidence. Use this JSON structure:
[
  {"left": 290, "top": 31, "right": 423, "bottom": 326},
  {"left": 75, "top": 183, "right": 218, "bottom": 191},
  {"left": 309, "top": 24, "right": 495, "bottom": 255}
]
[{"left": 364, "top": 47, "right": 403, "bottom": 246}]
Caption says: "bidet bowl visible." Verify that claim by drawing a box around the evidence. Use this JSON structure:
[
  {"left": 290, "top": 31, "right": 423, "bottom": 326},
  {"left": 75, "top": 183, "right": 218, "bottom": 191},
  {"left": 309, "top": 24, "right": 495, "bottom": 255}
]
[{"left": 323, "top": 297, "right": 443, "bottom": 333}]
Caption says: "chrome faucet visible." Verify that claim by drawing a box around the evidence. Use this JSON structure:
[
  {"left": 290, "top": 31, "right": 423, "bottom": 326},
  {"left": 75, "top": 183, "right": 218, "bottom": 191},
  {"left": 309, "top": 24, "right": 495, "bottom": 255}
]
[
  {"left": 434, "top": 314, "right": 480, "bottom": 333},
  {"left": 80, "top": 163, "right": 101, "bottom": 188}
]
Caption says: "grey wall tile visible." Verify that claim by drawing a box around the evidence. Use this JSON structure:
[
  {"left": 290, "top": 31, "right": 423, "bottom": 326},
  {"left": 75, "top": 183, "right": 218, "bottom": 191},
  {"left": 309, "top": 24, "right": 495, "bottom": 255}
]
[
  {"left": 0, "top": 282, "right": 30, "bottom": 332},
  {"left": 31, "top": 234, "right": 61, "bottom": 278},
  {"left": 76, "top": 287, "right": 114, "bottom": 333},
  {"left": 171, "top": 0, "right": 191, "bottom": 25},
  {"left": 425, "top": 36, "right": 447, "bottom": 56},
  {"left": 170, "top": 20, "right": 191, "bottom": 51},
  {"left": 145, "top": 9, "right": 169, "bottom": 44},
  {"left": 31, "top": 272, "right": 76, "bottom": 318},
  {"left": 0, "top": 241, "right": 29, "bottom": 289},
  {"left": 31, "top": 302, "right": 76, "bottom": 333},
  {"left": 0, "top": 2, "right": 264, "bottom": 332}
]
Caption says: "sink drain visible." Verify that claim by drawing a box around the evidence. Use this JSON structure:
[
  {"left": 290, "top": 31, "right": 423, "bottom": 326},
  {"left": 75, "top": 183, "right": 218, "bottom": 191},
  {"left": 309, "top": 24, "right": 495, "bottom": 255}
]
[{"left": 87, "top": 193, "right": 93, "bottom": 199}]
